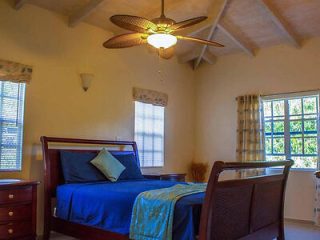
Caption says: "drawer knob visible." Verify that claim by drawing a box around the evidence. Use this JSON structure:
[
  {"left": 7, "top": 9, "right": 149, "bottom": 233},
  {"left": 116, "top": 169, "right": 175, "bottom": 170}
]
[
  {"left": 8, "top": 194, "right": 14, "bottom": 199},
  {"left": 8, "top": 211, "right": 14, "bottom": 216},
  {"left": 8, "top": 228, "right": 13, "bottom": 234}
]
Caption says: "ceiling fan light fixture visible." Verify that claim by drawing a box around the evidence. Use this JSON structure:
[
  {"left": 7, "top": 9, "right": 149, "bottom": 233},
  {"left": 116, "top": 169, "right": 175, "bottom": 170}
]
[{"left": 147, "top": 33, "right": 177, "bottom": 49}]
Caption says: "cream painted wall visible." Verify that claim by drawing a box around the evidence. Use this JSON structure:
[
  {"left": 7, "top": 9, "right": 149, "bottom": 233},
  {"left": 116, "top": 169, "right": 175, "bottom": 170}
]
[
  {"left": 195, "top": 38, "right": 320, "bottom": 221},
  {"left": 0, "top": 0, "right": 195, "bottom": 234}
]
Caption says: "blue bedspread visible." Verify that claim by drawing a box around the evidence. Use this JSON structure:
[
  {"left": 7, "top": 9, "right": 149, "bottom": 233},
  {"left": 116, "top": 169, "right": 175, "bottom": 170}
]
[{"left": 56, "top": 180, "right": 204, "bottom": 240}]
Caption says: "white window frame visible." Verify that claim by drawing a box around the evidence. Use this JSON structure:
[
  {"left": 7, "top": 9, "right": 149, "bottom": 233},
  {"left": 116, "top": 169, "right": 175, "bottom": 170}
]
[
  {"left": 134, "top": 101, "right": 165, "bottom": 168},
  {"left": 261, "top": 91, "right": 320, "bottom": 171}
]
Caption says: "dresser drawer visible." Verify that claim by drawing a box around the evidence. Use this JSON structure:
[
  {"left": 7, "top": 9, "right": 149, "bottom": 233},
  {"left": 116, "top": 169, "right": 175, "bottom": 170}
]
[
  {"left": 0, "top": 221, "right": 32, "bottom": 239},
  {"left": 0, "top": 187, "right": 32, "bottom": 204},
  {"left": 0, "top": 204, "right": 32, "bottom": 222}
]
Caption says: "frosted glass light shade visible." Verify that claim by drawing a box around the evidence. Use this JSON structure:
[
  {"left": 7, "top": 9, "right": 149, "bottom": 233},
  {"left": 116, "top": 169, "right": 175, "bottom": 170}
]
[{"left": 147, "top": 34, "right": 177, "bottom": 49}]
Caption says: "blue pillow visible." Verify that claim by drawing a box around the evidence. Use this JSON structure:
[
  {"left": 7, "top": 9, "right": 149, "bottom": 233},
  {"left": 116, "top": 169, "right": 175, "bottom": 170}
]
[
  {"left": 112, "top": 153, "right": 144, "bottom": 180},
  {"left": 60, "top": 151, "right": 107, "bottom": 183}
]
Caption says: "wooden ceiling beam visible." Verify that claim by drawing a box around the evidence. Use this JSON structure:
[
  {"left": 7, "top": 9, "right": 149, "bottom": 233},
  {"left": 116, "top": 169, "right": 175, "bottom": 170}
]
[
  {"left": 256, "top": 0, "right": 301, "bottom": 48},
  {"left": 217, "top": 22, "right": 255, "bottom": 57},
  {"left": 14, "top": 0, "right": 28, "bottom": 10},
  {"left": 193, "top": 0, "right": 228, "bottom": 69},
  {"left": 69, "top": 0, "right": 105, "bottom": 27}
]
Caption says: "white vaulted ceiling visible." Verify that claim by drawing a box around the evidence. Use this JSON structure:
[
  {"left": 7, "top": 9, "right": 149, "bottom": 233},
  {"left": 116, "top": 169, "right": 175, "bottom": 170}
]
[{"left": 13, "top": 0, "right": 320, "bottom": 69}]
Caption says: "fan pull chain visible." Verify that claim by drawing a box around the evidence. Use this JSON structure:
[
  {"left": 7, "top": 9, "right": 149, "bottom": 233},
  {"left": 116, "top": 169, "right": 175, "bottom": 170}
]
[{"left": 158, "top": 51, "right": 164, "bottom": 83}]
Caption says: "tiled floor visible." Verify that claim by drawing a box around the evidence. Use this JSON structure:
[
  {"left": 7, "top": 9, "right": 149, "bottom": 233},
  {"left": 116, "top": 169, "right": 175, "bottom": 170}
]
[
  {"left": 50, "top": 221, "right": 320, "bottom": 240},
  {"left": 285, "top": 220, "right": 320, "bottom": 240}
]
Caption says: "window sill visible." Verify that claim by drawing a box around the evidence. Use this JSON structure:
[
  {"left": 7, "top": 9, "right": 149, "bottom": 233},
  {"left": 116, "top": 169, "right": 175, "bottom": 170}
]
[
  {"left": 270, "top": 168, "right": 317, "bottom": 173},
  {"left": 141, "top": 166, "right": 164, "bottom": 169},
  {"left": 0, "top": 169, "right": 22, "bottom": 172},
  {"left": 290, "top": 168, "right": 317, "bottom": 172}
]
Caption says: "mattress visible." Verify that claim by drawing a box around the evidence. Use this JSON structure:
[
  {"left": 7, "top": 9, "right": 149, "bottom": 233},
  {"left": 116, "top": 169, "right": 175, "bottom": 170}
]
[{"left": 56, "top": 179, "right": 204, "bottom": 240}]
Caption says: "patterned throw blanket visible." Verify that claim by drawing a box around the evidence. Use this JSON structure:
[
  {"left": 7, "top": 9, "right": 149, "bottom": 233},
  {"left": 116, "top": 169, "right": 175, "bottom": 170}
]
[{"left": 129, "top": 183, "right": 207, "bottom": 240}]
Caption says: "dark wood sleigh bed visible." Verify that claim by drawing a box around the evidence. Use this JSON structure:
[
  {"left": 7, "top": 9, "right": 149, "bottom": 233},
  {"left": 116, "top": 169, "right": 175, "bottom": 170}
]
[{"left": 41, "top": 136, "right": 293, "bottom": 240}]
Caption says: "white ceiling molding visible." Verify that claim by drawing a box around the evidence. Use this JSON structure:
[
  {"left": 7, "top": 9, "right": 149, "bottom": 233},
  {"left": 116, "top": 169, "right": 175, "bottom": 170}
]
[
  {"left": 217, "top": 22, "right": 255, "bottom": 57},
  {"left": 178, "top": 51, "right": 200, "bottom": 64},
  {"left": 256, "top": 0, "right": 301, "bottom": 48},
  {"left": 69, "top": 0, "right": 105, "bottom": 27},
  {"left": 201, "top": 51, "right": 217, "bottom": 65},
  {"left": 193, "top": 0, "right": 229, "bottom": 69},
  {"left": 178, "top": 51, "right": 217, "bottom": 68}
]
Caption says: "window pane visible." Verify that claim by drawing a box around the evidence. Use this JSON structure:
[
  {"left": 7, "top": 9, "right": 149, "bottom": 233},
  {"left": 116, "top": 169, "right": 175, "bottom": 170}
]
[
  {"left": 263, "top": 101, "right": 272, "bottom": 117},
  {"left": 264, "top": 121, "right": 272, "bottom": 133},
  {"left": 289, "top": 99, "right": 302, "bottom": 115},
  {"left": 304, "top": 138, "right": 317, "bottom": 155},
  {"left": 154, "top": 137, "right": 163, "bottom": 151},
  {"left": 292, "top": 156, "right": 317, "bottom": 169},
  {"left": 265, "top": 137, "right": 272, "bottom": 154},
  {"left": 304, "top": 120, "right": 317, "bottom": 132},
  {"left": 273, "top": 121, "right": 284, "bottom": 133},
  {"left": 153, "top": 152, "right": 163, "bottom": 167},
  {"left": 273, "top": 100, "right": 284, "bottom": 116},
  {"left": 303, "top": 97, "right": 317, "bottom": 114},
  {"left": 273, "top": 137, "right": 285, "bottom": 154},
  {"left": 290, "top": 138, "right": 303, "bottom": 155},
  {"left": 290, "top": 121, "right": 302, "bottom": 132}
]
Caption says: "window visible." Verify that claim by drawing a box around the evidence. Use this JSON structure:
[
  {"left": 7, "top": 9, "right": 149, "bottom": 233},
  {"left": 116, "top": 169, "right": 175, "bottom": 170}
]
[
  {"left": 262, "top": 93, "right": 319, "bottom": 169},
  {"left": 134, "top": 101, "right": 165, "bottom": 167},
  {"left": 0, "top": 81, "right": 26, "bottom": 171}
]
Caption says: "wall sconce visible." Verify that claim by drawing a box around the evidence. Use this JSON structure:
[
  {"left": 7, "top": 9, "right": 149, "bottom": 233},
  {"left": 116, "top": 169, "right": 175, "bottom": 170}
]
[{"left": 80, "top": 73, "right": 94, "bottom": 92}]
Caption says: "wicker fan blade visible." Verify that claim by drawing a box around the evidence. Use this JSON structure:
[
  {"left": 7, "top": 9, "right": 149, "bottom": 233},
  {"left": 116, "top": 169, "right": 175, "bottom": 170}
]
[
  {"left": 170, "top": 16, "right": 207, "bottom": 32},
  {"left": 110, "top": 15, "right": 157, "bottom": 33},
  {"left": 177, "top": 36, "right": 224, "bottom": 47},
  {"left": 158, "top": 47, "right": 175, "bottom": 59},
  {"left": 103, "top": 33, "right": 148, "bottom": 48}
]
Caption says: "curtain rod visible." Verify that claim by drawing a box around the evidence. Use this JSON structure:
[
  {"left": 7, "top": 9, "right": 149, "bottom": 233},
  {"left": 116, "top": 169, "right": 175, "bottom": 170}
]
[{"left": 235, "top": 89, "right": 320, "bottom": 100}]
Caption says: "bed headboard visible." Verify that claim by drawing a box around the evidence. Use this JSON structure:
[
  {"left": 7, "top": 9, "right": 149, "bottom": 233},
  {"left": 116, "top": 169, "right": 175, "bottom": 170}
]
[
  {"left": 41, "top": 136, "right": 139, "bottom": 198},
  {"left": 41, "top": 136, "right": 139, "bottom": 238}
]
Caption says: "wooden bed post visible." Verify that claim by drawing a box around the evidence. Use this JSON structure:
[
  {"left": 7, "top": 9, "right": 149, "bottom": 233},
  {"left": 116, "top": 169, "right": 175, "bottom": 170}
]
[{"left": 41, "top": 136, "right": 51, "bottom": 240}]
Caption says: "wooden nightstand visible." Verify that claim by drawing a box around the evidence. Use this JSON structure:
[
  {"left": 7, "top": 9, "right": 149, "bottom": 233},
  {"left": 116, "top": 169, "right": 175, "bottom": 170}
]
[
  {"left": 144, "top": 173, "right": 186, "bottom": 182},
  {"left": 0, "top": 179, "right": 39, "bottom": 240}
]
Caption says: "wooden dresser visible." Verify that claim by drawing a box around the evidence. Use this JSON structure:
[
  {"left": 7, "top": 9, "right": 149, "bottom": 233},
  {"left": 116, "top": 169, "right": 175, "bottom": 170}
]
[
  {"left": 144, "top": 173, "right": 186, "bottom": 182},
  {"left": 0, "top": 179, "right": 39, "bottom": 240}
]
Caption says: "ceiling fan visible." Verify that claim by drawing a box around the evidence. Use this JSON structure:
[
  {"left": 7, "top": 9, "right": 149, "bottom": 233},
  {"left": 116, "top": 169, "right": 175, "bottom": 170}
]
[{"left": 103, "top": 0, "right": 224, "bottom": 59}]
